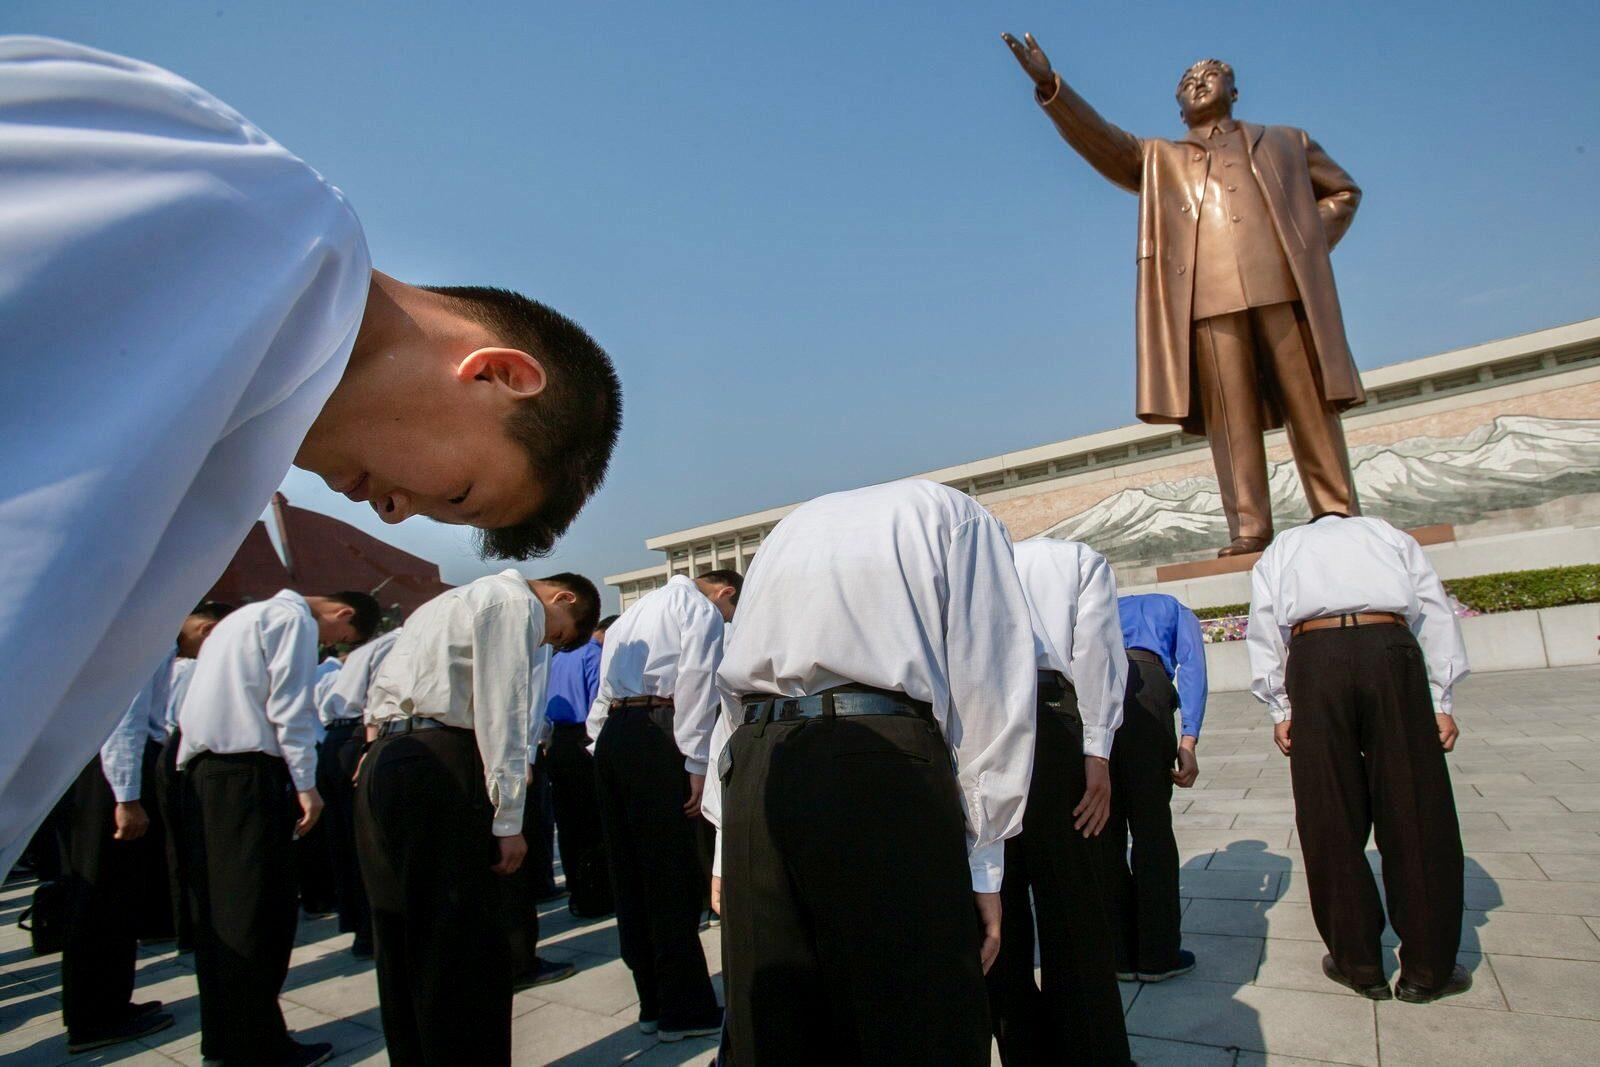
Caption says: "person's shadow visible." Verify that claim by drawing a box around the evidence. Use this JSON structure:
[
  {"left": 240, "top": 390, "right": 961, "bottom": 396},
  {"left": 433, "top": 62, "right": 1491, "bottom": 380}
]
[{"left": 1121, "top": 839, "right": 1285, "bottom": 1059}]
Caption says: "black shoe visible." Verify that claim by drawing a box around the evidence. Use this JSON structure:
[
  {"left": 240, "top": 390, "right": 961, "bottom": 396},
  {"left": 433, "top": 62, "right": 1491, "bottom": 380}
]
[
  {"left": 67, "top": 1010, "right": 175, "bottom": 1053},
  {"left": 1137, "top": 950, "right": 1197, "bottom": 983},
  {"left": 659, "top": 1009, "right": 724, "bottom": 1043},
  {"left": 1394, "top": 964, "right": 1472, "bottom": 1004},
  {"left": 283, "top": 1039, "right": 335, "bottom": 1067},
  {"left": 569, "top": 905, "right": 615, "bottom": 920},
  {"left": 512, "top": 957, "right": 576, "bottom": 992},
  {"left": 534, "top": 887, "right": 569, "bottom": 904},
  {"left": 1321, "top": 954, "right": 1393, "bottom": 1000},
  {"left": 1115, "top": 969, "right": 1137, "bottom": 982},
  {"left": 131, "top": 1000, "right": 164, "bottom": 1015},
  {"left": 302, "top": 905, "right": 337, "bottom": 920},
  {"left": 350, "top": 936, "right": 374, "bottom": 961}
]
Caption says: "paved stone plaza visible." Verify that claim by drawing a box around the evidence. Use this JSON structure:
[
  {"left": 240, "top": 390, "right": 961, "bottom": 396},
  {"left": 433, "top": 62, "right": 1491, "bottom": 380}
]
[{"left": 3, "top": 663, "right": 1598, "bottom": 1065}]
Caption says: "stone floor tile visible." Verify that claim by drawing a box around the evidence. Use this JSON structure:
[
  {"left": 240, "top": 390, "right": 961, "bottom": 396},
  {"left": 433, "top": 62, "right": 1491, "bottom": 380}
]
[
  {"left": 524, "top": 955, "right": 642, "bottom": 1018},
  {"left": 1377, "top": 998, "right": 1600, "bottom": 1066},
  {"left": 1170, "top": 931, "right": 1264, "bottom": 984},
  {"left": 1531, "top": 853, "right": 1600, "bottom": 881},
  {"left": 1472, "top": 878, "right": 1600, "bottom": 914},
  {"left": 1179, "top": 867, "right": 1283, "bottom": 901},
  {"left": 1488, "top": 954, "right": 1600, "bottom": 1020},
  {"left": 510, "top": 1000, "right": 658, "bottom": 1065},
  {"left": 1181, "top": 899, "right": 1321, "bottom": 942},
  {"left": 1233, "top": 812, "right": 1299, "bottom": 829},
  {"left": 1207, "top": 845, "right": 1303, "bottom": 874},
  {"left": 1126, "top": 979, "right": 1378, "bottom": 1065},
  {"left": 1458, "top": 909, "right": 1600, "bottom": 960},
  {"left": 1126, "top": 1034, "right": 1236, "bottom": 1065}
]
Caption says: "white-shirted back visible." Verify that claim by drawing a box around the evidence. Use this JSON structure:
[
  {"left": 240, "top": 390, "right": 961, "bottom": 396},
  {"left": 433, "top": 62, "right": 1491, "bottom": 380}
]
[
  {"left": 705, "top": 479, "right": 1038, "bottom": 893},
  {"left": 366, "top": 572, "right": 545, "bottom": 837},
  {"left": 176, "top": 591, "right": 322, "bottom": 791},
  {"left": 0, "top": 37, "right": 371, "bottom": 869},
  {"left": 1247, "top": 515, "right": 1470, "bottom": 722},
  {"left": 585, "top": 575, "right": 725, "bottom": 776},
  {"left": 1013, "top": 539, "right": 1129, "bottom": 759},
  {"left": 318, "top": 629, "right": 401, "bottom": 726}
]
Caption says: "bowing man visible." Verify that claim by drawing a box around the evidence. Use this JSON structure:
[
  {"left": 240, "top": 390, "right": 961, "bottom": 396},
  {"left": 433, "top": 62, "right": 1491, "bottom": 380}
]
[
  {"left": 1248, "top": 513, "right": 1470, "bottom": 1003},
  {"left": 178, "top": 589, "right": 379, "bottom": 1067},
  {"left": 586, "top": 571, "right": 740, "bottom": 1042},
  {"left": 0, "top": 36, "right": 622, "bottom": 874},
  {"left": 988, "top": 538, "right": 1130, "bottom": 1065},
  {"left": 358, "top": 572, "right": 596, "bottom": 1066},
  {"left": 703, "top": 479, "right": 1037, "bottom": 1065}
]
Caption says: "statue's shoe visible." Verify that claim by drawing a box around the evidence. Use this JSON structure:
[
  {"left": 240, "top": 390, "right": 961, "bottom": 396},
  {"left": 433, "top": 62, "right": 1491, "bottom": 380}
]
[{"left": 1218, "top": 536, "right": 1270, "bottom": 557}]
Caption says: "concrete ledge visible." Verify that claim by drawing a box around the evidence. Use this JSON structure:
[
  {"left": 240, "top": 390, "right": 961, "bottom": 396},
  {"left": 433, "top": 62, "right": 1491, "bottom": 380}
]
[{"left": 1203, "top": 603, "right": 1600, "bottom": 692}]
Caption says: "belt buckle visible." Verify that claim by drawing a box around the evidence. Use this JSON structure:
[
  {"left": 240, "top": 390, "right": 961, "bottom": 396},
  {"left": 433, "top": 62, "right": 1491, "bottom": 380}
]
[{"left": 773, "top": 698, "right": 805, "bottom": 722}]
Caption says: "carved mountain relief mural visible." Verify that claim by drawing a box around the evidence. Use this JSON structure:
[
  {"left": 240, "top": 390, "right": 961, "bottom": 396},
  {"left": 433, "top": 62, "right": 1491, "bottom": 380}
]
[{"left": 1038, "top": 416, "right": 1600, "bottom": 563}]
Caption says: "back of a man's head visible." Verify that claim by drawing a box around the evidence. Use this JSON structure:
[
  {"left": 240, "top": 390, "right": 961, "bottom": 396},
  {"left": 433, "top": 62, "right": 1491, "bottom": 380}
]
[
  {"left": 324, "top": 590, "right": 383, "bottom": 643},
  {"left": 424, "top": 285, "right": 622, "bottom": 561},
  {"left": 541, "top": 572, "right": 603, "bottom": 637}
]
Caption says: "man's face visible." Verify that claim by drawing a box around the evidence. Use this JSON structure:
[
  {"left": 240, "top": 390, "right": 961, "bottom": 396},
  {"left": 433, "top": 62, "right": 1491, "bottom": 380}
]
[
  {"left": 1176, "top": 63, "right": 1235, "bottom": 127},
  {"left": 177, "top": 614, "right": 218, "bottom": 658}
]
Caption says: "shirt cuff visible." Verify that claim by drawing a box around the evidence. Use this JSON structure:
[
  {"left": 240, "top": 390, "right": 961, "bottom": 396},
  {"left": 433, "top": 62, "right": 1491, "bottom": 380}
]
[
  {"left": 1269, "top": 705, "right": 1291, "bottom": 724},
  {"left": 968, "top": 841, "right": 1005, "bottom": 894},
  {"left": 492, "top": 805, "right": 525, "bottom": 838},
  {"left": 287, "top": 758, "right": 318, "bottom": 793},
  {"left": 684, "top": 756, "right": 709, "bottom": 777},
  {"left": 109, "top": 781, "right": 140, "bottom": 804},
  {"left": 1433, "top": 683, "right": 1454, "bottom": 717},
  {"left": 712, "top": 829, "right": 723, "bottom": 878},
  {"left": 1080, "top": 725, "right": 1113, "bottom": 761}
]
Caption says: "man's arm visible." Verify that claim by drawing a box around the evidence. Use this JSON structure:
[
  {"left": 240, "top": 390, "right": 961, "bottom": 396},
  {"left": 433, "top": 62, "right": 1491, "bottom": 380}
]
[
  {"left": 672, "top": 595, "right": 725, "bottom": 778},
  {"left": 1301, "top": 131, "right": 1361, "bottom": 249},
  {"left": 469, "top": 599, "right": 534, "bottom": 839},
  {"left": 1399, "top": 533, "right": 1470, "bottom": 720},
  {"left": 586, "top": 637, "right": 617, "bottom": 743},
  {"left": 1245, "top": 557, "right": 1292, "bottom": 742},
  {"left": 262, "top": 609, "right": 322, "bottom": 793},
  {"left": 1173, "top": 606, "right": 1210, "bottom": 741},
  {"left": 945, "top": 515, "right": 1039, "bottom": 894},
  {"left": 1071, "top": 550, "right": 1127, "bottom": 759},
  {"left": 1003, "top": 32, "right": 1142, "bottom": 192}
]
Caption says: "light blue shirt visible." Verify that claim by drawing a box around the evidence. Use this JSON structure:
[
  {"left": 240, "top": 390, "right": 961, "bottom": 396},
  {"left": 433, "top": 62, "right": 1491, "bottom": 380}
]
[
  {"left": 1117, "top": 594, "right": 1209, "bottom": 739},
  {"left": 99, "top": 645, "right": 176, "bottom": 802}
]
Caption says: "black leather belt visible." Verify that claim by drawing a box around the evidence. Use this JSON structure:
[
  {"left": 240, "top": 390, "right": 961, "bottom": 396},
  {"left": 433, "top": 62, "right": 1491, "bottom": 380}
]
[
  {"left": 325, "top": 717, "right": 362, "bottom": 730},
  {"left": 1127, "top": 648, "right": 1165, "bottom": 667},
  {"left": 376, "top": 717, "right": 455, "bottom": 738},
  {"left": 613, "top": 695, "right": 673, "bottom": 710},
  {"left": 741, "top": 684, "right": 933, "bottom": 726}
]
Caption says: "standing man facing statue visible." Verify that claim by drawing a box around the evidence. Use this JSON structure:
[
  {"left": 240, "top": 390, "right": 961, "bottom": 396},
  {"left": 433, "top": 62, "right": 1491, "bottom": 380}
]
[{"left": 1003, "top": 33, "right": 1366, "bottom": 556}]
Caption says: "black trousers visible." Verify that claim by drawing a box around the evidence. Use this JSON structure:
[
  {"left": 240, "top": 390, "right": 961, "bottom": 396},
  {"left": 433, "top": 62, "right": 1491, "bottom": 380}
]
[
  {"left": 1095, "top": 653, "right": 1183, "bottom": 974},
  {"left": 183, "top": 751, "right": 300, "bottom": 1064},
  {"left": 1287, "top": 624, "right": 1464, "bottom": 991},
  {"left": 357, "top": 725, "right": 511, "bottom": 1067},
  {"left": 131, "top": 741, "right": 176, "bottom": 942},
  {"left": 721, "top": 709, "right": 990, "bottom": 1066},
  {"left": 56, "top": 757, "right": 141, "bottom": 1037},
  {"left": 154, "top": 730, "right": 193, "bottom": 951},
  {"left": 988, "top": 682, "right": 1129, "bottom": 1066},
  {"left": 497, "top": 840, "right": 545, "bottom": 980},
  {"left": 594, "top": 707, "right": 719, "bottom": 1029},
  {"left": 316, "top": 719, "right": 371, "bottom": 944},
  {"left": 527, "top": 755, "right": 558, "bottom": 897},
  {"left": 545, "top": 721, "right": 613, "bottom": 915}
]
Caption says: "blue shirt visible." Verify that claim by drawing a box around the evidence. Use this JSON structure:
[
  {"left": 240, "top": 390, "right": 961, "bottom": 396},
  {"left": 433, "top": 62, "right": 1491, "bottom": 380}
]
[
  {"left": 545, "top": 638, "right": 601, "bottom": 724},
  {"left": 1118, "top": 593, "right": 1209, "bottom": 739}
]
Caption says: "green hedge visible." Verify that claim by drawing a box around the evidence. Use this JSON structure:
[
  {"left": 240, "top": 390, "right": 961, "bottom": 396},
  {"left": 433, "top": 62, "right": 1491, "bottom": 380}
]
[{"left": 1188, "top": 564, "right": 1600, "bottom": 619}]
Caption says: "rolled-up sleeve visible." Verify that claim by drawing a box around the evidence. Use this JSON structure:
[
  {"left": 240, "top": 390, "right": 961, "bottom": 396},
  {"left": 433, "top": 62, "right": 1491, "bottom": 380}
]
[
  {"left": 1073, "top": 552, "right": 1127, "bottom": 759},
  {"left": 1246, "top": 557, "right": 1291, "bottom": 723},
  {"left": 262, "top": 610, "right": 321, "bottom": 791},
  {"left": 945, "top": 516, "right": 1038, "bottom": 892},
  {"left": 470, "top": 600, "right": 534, "bottom": 837}
]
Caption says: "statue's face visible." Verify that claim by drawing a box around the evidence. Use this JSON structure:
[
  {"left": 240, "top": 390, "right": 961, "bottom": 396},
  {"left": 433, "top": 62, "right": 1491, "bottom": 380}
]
[{"left": 1176, "top": 62, "right": 1236, "bottom": 127}]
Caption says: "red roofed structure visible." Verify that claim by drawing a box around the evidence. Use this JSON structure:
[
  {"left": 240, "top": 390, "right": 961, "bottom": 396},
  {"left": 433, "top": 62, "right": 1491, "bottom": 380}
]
[{"left": 204, "top": 493, "right": 451, "bottom": 618}]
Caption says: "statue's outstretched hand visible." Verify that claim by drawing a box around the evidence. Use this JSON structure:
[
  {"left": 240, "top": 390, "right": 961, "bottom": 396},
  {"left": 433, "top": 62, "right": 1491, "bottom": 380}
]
[{"left": 1001, "top": 32, "right": 1054, "bottom": 90}]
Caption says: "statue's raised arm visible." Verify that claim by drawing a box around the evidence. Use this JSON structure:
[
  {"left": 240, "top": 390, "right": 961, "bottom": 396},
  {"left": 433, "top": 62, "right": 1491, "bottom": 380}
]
[{"left": 1001, "top": 31, "right": 1142, "bottom": 192}]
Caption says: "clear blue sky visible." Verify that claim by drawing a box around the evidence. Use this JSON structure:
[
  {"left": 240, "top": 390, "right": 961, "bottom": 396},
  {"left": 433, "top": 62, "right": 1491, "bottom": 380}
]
[{"left": 13, "top": 1, "right": 1599, "bottom": 609}]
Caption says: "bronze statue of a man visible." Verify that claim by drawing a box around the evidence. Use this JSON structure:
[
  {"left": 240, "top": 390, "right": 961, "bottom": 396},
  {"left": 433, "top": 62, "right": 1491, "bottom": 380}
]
[{"left": 1004, "top": 33, "right": 1365, "bottom": 555}]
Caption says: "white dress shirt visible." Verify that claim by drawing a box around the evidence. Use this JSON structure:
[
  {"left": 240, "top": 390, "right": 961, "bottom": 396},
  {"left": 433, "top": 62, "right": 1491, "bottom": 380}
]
[
  {"left": 1013, "top": 539, "right": 1128, "bottom": 759},
  {"left": 319, "top": 629, "right": 401, "bottom": 726},
  {"left": 705, "top": 479, "right": 1038, "bottom": 893},
  {"left": 527, "top": 645, "right": 552, "bottom": 763},
  {"left": 177, "top": 591, "right": 323, "bottom": 791},
  {"left": 0, "top": 37, "right": 370, "bottom": 870},
  {"left": 586, "top": 575, "right": 726, "bottom": 776},
  {"left": 166, "top": 658, "right": 196, "bottom": 735},
  {"left": 367, "top": 572, "right": 545, "bottom": 838},
  {"left": 99, "top": 647, "right": 177, "bottom": 803},
  {"left": 1247, "top": 515, "right": 1470, "bottom": 722}
]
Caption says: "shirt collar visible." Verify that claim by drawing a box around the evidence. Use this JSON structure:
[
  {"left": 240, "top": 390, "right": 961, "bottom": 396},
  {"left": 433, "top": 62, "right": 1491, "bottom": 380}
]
[{"left": 275, "top": 588, "right": 310, "bottom": 613}]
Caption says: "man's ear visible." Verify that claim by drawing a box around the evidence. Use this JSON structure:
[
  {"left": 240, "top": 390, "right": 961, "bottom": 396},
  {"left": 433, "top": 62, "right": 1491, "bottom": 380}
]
[
  {"left": 555, "top": 589, "right": 577, "bottom": 606},
  {"left": 457, "top": 348, "right": 547, "bottom": 399},
  {"left": 332, "top": 605, "right": 355, "bottom": 623},
  {"left": 197, "top": 619, "right": 217, "bottom": 640}
]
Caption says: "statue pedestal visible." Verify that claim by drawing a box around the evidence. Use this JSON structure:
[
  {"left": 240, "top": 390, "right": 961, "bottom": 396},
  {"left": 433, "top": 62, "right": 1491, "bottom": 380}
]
[{"left": 1154, "top": 524, "right": 1457, "bottom": 582}]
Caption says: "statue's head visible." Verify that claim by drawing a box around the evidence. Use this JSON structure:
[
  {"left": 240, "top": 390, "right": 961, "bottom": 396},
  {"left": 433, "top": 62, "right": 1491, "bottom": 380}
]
[{"left": 1176, "top": 58, "right": 1236, "bottom": 127}]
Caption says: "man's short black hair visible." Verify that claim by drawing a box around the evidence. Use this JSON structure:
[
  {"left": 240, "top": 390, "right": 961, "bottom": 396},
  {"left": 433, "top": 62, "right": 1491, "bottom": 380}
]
[
  {"left": 190, "top": 600, "right": 235, "bottom": 622},
  {"left": 697, "top": 569, "right": 744, "bottom": 605},
  {"left": 326, "top": 591, "right": 382, "bottom": 643},
  {"left": 596, "top": 614, "right": 620, "bottom": 633},
  {"left": 541, "top": 572, "right": 602, "bottom": 649},
  {"left": 423, "top": 286, "right": 622, "bottom": 561}
]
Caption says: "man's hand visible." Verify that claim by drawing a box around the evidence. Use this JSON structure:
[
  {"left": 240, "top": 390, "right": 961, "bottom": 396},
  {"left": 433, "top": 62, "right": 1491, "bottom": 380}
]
[
  {"left": 1273, "top": 720, "right": 1292, "bottom": 757},
  {"left": 352, "top": 748, "right": 368, "bottom": 786},
  {"left": 1437, "top": 714, "right": 1459, "bottom": 752},
  {"left": 113, "top": 801, "right": 149, "bottom": 842},
  {"left": 975, "top": 891, "right": 1003, "bottom": 974},
  {"left": 684, "top": 772, "right": 705, "bottom": 818},
  {"left": 710, "top": 874, "right": 722, "bottom": 915},
  {"left": 294, "top": 788, "right": 324, "bottom": 840},
  {"left": 492, "top": 833, "right": 527, "bottom": 875},
  {"left": 1073, "top": 756, "right": 1113, "bottom": 836},
  {"left": 1172, "top": 738, "right": 1200, "bottom": 788},
  {"left": 1001, "top": 31, "right": 1055, "bottom": 90}
]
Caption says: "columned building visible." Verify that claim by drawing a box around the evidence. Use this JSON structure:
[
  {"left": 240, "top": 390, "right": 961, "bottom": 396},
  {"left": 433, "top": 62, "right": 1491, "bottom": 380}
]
[{"left": 608, "top": 318, "right": 1600, "bottom": 609}]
